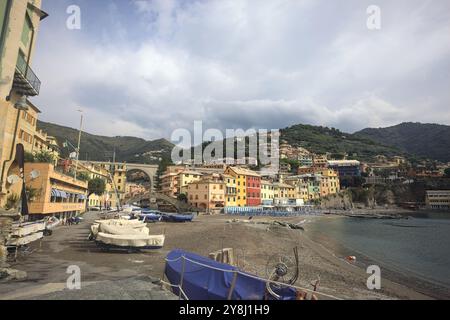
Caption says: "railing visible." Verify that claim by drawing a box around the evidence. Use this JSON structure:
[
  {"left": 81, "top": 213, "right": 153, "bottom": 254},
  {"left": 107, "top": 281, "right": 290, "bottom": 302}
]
[{"left": 14, "top": 53, "right": 41, "bottom": 95}]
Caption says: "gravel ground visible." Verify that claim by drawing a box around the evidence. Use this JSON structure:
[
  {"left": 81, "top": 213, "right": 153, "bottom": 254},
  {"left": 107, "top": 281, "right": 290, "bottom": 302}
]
[{"left": 0, "top": 212, "right": 433, "bottom": 300}]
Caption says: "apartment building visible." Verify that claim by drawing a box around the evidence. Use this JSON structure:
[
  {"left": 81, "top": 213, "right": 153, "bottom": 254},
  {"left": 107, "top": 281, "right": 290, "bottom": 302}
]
[
  {"left": 318, "top": 168, "right": 340, "bottom": 197},
  {"left": 261, "top": 179, "right": 275, "bottom": 205},
  {"left": 187, "top": 178, "right": 225, "bottom": 211},
  {"left": 7, "top": 162, "right": 88, "bottom": 220},
  {"left": 0, "top": 0, "right": 49, "bottom": 208},
  {"left": 425, "top": 190, "right": 450, "bottom": 210}
]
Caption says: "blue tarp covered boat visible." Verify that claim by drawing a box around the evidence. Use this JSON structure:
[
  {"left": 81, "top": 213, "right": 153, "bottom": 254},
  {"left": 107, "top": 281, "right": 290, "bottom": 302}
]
[
  {"left": 162, "top": 213, "right": 194, "bottom": 223},
  {"left": 164, "top": 249, "right": 297, "bottom": 300}
]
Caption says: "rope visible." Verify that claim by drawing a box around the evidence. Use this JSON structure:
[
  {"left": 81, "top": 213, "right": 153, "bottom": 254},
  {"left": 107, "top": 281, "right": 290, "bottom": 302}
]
[{"left": 159, "top": 279, "right": 189, "bottom": 300}]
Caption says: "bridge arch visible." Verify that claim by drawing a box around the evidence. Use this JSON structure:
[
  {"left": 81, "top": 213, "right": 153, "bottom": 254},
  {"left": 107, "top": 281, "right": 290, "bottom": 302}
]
[{"left": 125, "top": 163, "right": 158, "bottom": 191}]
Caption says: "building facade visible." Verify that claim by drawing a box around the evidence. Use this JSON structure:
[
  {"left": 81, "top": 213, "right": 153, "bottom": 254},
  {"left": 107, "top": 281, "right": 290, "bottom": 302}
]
[
  {"left": 261, "top": 179, "right": 274, "bottom": 205},
  {"left": 187, "top": 178, "right": 225, "bottom": 211},
  {"left": 425, "top": 190, "right": 450, "bottom": 210},
  {"left": 318, "top": 168, "right": 340, "bottom": 197},
  {"left": 327, "top": 160, "right": 361, "bottom": 177},
  {"left": 10, "top": 163, "right": 88, "bottom": 220},
  {"left": 0, "top": 0, "right": 48, "bottom": 208}
]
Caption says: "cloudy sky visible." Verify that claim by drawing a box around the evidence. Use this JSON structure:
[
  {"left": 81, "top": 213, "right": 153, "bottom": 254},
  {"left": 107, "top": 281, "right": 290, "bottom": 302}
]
[{"left": 32, "top": 0, "right": 450, "bottom": 141}]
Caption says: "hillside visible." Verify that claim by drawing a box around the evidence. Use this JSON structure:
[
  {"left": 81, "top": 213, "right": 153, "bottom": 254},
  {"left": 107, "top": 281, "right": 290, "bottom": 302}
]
[
  {"left": 354, "top": 122, "right": 450, "bottom": 162},
  {"left": 280, "top": 124, "right": 402, "bottom": 161},
  {"left": 37, "top": 121, "right": 174, "bottom": 164}
]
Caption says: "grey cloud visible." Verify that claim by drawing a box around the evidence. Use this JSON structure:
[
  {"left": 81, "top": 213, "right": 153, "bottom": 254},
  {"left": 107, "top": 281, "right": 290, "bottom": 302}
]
[{"left": 32, "top": 0, "right": 450, "bottom": 142}]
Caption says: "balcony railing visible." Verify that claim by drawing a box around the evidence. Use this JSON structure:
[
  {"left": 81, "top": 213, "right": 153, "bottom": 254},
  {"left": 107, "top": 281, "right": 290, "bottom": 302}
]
[{"left": 13, "top": 53, "right": 41, "bottom": 96}]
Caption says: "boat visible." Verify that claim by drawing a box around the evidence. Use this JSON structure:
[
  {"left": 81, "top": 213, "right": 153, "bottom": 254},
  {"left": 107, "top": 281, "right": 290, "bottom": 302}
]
[
  {"left": 96, "top": 233, "right": 165, "bottom": 250},
  {"left": 164, "top": 249, "right": 297, "bottom": 300},
  {"left": 90, "top": 219, "right": 149, "bottom": 237},
  {"left": 7, "top": 231, "right": 44, "bottom": 247},
  {"left": 139, "top": 212, "right": 162, "bottom": 223},
  {"left": 90, "top": 219, "right": 165, "bottom": 251},
  {"left": 161, "top": 213, "right": 194, "bottom": 223},
  {"left": 10, "top": 220, "right": 45, "bottom": 237},
  {"left": 45, "top": 217, "right": 61, "bottom": 231}
]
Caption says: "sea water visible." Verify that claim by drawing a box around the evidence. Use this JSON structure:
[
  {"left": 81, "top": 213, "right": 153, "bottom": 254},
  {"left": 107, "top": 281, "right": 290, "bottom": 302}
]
[{"left": 305, "top": 212, "right": 450, "bottom": 290}]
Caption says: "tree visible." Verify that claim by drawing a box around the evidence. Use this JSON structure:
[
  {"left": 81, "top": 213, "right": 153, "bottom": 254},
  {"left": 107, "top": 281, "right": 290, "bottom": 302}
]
[
  {"left": 177, "top": 193, "right": 188, "bottom": 203},
  {"left": 88, "top": 177, "right": 106, "bottom": 197},
  {"left": 24, "top": 151, "right": 35, "bottom": 163},
  {"left": 445, "top": 168, "right": 450, "bottom": 178},
  {"left": 34, "top": 150, "right": 55, "bottom": 163},
  {"left": 76, "top": 171, "right": 90, "bottom": 182}
]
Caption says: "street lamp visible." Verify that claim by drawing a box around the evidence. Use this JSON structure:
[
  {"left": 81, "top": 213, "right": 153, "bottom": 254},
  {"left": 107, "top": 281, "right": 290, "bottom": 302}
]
[{"left": 74, "top": 109, "right": 83, "bottom": 180}]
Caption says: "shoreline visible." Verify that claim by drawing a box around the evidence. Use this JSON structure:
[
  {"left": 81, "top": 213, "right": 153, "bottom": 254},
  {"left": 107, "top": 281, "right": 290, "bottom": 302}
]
[{"left": 302, "top": 215, "right": 450, "bottom": 299}]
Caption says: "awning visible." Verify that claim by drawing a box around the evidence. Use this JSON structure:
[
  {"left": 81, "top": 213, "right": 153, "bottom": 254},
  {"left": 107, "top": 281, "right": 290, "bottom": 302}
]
[
  {"left": 59, "top": 190, "right": 68, "bottom": 199},
  {"left": 51, "top": 189, "right": 59, "bottom": 197},
  {"left": 79, "top": 194, "right": 86, "bottom": 200}
]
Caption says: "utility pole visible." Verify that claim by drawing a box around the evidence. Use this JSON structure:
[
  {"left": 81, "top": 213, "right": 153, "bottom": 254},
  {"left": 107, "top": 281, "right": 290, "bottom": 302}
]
[{"left": 74, "top": 109, "right": 83, "bottom": 180}]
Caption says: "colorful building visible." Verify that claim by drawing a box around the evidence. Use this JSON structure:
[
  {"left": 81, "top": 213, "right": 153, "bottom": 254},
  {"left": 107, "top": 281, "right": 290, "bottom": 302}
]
[
  {"left": 187, "top": 178, "right": 225, "bottom": 211},
  {"left": 273, "top": 182, "right": 296, "bottom": 205},
  {"left": 8, "top": 162, "right": 88, "bottom": 220},
  {"left": 222, "top": 174, "right": 237, "bottom": 207},
  {"left": 284, "top": 176, "right": 309, "bottom": 203},
  {"left": 318, "top": 168, "right": 340, "bottom": 197},
  {"left": 178, "top": 170, "right": 203, "bottom": 195},
  {"left": 224, "top": 167, "right": 247, "bottom": 207},
  {"left": 261, "top": 179, "right": 274, "bottom": 205},
  {"left": 246, "top": 173, "right": 261, "bottom": 207}
]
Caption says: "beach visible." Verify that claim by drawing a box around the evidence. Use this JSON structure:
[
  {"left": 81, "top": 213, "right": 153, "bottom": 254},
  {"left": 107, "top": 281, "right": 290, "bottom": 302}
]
[{"left": 0, "top": 212, "right": 441, "bottom": 300}]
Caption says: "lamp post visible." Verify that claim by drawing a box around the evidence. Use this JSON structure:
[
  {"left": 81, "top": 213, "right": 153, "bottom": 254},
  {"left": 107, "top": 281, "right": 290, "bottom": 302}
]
[{"left": 74, "top": 109, "right": 83, "bottom": 180}]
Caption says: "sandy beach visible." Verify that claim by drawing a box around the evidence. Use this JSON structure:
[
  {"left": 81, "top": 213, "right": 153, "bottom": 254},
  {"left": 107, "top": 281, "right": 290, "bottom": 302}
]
[{"left": 0, "top": 212, "right": 438, "bottom": 300}]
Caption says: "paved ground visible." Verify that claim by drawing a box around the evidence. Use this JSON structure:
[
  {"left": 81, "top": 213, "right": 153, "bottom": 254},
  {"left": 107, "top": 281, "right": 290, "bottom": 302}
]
[{"left": 0, "top": 212, "right": 435, "bottom": 300}]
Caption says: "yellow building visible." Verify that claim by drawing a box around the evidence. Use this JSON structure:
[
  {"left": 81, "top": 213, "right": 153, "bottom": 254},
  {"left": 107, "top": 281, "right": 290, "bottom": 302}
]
[
  {"left": 222, "top": 174, "right": 237, "bottom": 207},
  {"left": 7, "top": 162, "right": 88, "bottom": 220},
  {"left": 224, "top": 167, "right": 248, "bottom": 207},
  {"left": 261, "top": 179, "right": 274, "bottom": 205},
  {"left": 0, "top": 0, "right": 49, "bottom": 208},
  {"left": 177, "top": 170, "right": 202, "bottom": 195},
  {"left": 82, "top": 161, "right": 128, "bottom": 209},
  {"left": 187, "top": 178, "right": 225, "bottom": 211},
  {"left": 318, "top": 168, "right": 340, "bottom": 197},
  {"left": 273, "top": 182, "right": 296, "bottom": 205},
  {"left": 78, "top": 161, "right": 110, "bottom": 209},
  {"left": 284, "top": 176, "right": 309, "bottom": 203}
]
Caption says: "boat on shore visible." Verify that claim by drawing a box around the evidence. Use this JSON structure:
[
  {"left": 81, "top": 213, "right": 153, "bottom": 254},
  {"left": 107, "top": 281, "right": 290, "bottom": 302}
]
[
  {"left": 89, "top": 218, "right": 165, "bottom": 251},
  {"left": 161, "top": 213, "right": 194, "bottom": 223},
  {"left": 96, "top": 233, "right": 165, "bottom": 250},
  {"left": 7, "top": 220, "right": 45, "bottom": 247},
  {"left": 164, "top": 249, "right": 298, "bottom": 300}
]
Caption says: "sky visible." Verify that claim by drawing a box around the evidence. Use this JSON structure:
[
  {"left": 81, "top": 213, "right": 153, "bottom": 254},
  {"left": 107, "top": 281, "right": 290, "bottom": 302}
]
[{"left": 32, "top": 0, "right": 450, "bottom": 142}]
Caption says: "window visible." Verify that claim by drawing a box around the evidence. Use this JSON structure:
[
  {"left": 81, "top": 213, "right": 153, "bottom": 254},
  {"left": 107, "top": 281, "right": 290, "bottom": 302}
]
[{"left": 21, "top": 11, "right": 32, "bottom": 47}]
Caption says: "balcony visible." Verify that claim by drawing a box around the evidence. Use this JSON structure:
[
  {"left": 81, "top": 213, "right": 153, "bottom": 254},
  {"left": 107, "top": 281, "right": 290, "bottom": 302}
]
[{"left": 12, "top": 53, "right": 41, "bottom": 96}]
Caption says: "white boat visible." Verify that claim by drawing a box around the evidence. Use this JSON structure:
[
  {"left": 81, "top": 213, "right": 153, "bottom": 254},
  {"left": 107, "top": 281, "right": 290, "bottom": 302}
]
[
  {"left": 11, "top": 221, "right": 46, "bottom": 237},
  {"left": 7, "top": 231, "right": 44, "bottom": 246},
  {"left": 96, "top": 233, "right": 165, "bottom": 249},
  {"left": 45, "top": 217, "right": 61, "bottom": 230}
]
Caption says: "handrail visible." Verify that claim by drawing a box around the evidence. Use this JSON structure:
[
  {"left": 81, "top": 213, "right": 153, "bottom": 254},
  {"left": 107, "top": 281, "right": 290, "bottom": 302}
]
[
  {"left": 15, "top": 53, "right": 41, "bottom": 94},
  {"left": 165, "top": 255, "right": 342, "bottom": 300}
]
